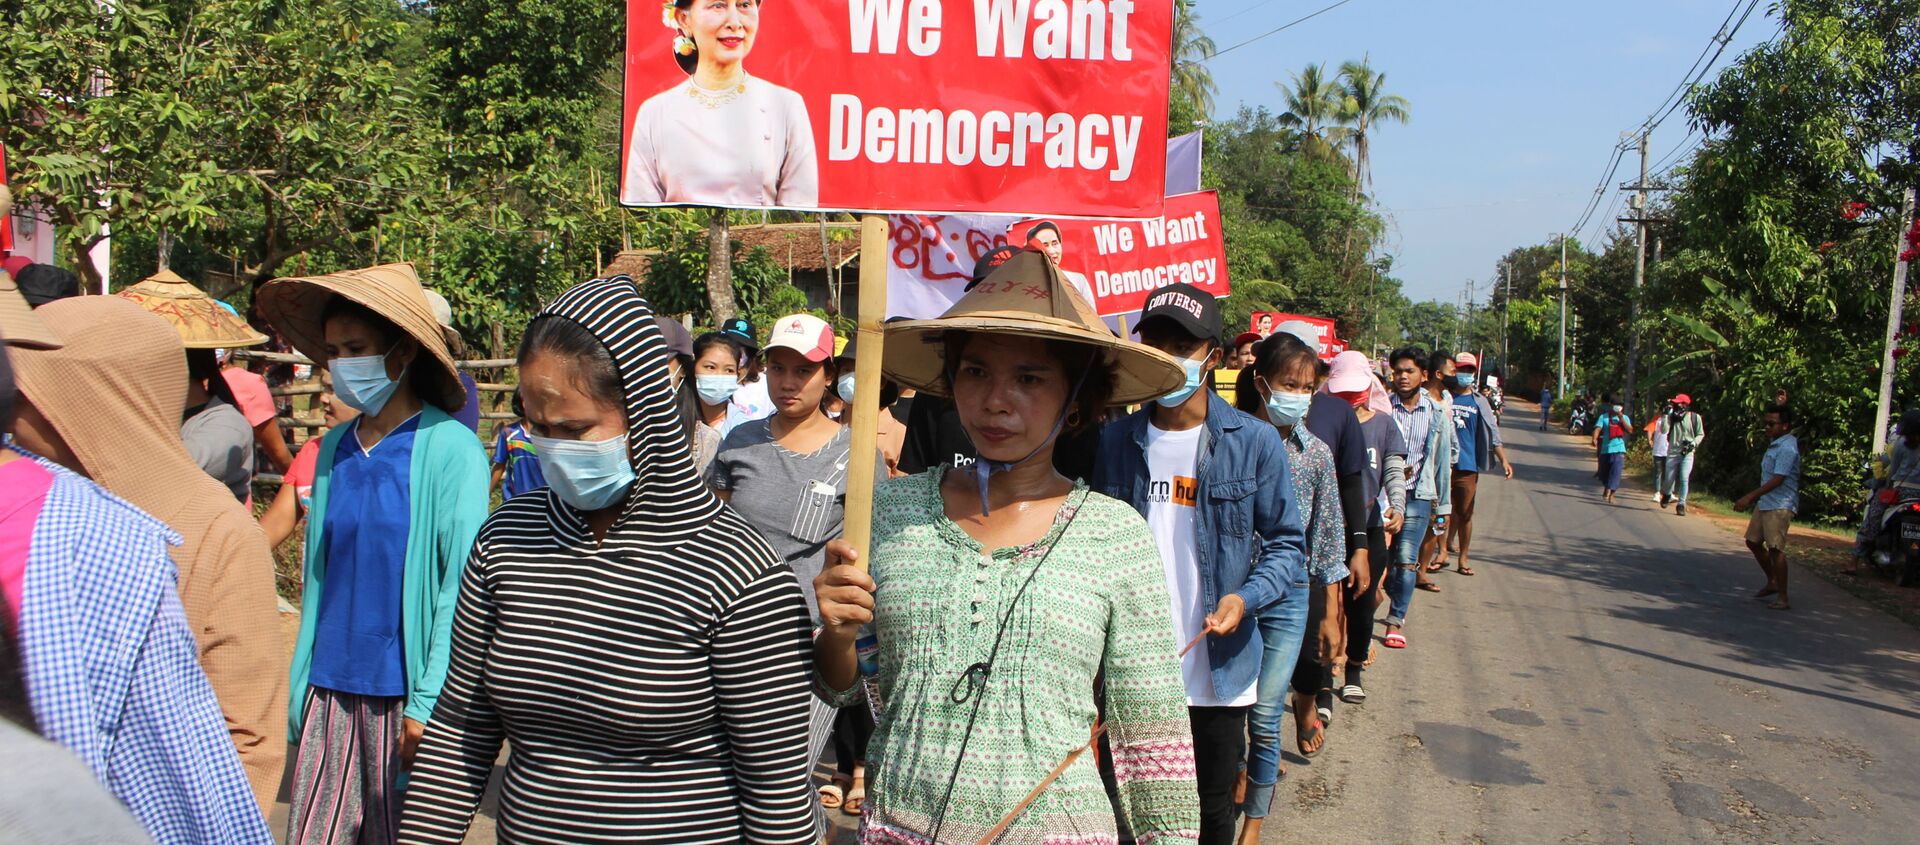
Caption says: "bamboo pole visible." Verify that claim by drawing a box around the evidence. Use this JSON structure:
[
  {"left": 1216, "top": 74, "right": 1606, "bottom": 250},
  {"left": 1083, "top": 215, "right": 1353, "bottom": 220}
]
[{"left": 842, "top": 215, "right": 891, "bottom": 570}]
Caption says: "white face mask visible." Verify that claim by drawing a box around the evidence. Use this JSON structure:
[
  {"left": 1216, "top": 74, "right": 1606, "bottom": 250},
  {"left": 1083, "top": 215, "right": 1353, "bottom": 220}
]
[{"left": 836, "top": 372, "right": 858, "bottom": 404}]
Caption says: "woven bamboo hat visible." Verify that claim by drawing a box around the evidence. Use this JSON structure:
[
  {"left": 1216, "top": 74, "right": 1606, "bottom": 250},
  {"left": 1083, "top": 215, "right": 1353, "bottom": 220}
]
[
  {"left": 256, "top": 262, "right": 466, "bottom": 412},
  {"left": 0, "top": 185, "right": 61, "bottom": 349},
  {"left": 883, "top": 250, "right": 1183, "bottom": 406},
  {"left": 115, "top": 269, "right": 268, "bottom": 349}
]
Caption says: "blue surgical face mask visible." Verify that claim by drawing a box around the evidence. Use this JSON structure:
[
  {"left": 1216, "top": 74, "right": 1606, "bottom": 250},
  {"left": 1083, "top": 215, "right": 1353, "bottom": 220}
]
[
  {"left": 330, "top": 350, "right": 402, "bottom": 416},
  {"left": 696, "top": 374, "right": 739, "bottom": 406},
  {"left": 530, "top": 432, "right": 635, "bottom": 511},
  {"left": 1154, "top": 355, "right": 1209, "bottom": 408},
  {"left": 836, "top": 372, "right": 859, "bottom": 404},
  {"left": 1453, "top": 373, "right": 1475, "bottom": 390},
  {"left": 1266, "top": 389, "right": 1312, "bottom": 427}
]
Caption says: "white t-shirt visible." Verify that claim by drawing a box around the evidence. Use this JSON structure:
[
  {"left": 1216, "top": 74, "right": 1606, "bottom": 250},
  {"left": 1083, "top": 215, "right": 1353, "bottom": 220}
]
[
  {"left": 724, "top": 377, "right": 775, "bottom": 437},
  {"left": 1144, "top": 422, "right": 1254, "bottom": 708},
  {"left": 1652, "top": 416, "right": 1670, "bottom": 458}
]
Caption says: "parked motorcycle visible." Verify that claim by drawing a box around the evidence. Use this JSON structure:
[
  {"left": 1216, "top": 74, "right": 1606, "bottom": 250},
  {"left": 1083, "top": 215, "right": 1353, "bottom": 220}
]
[{"left": 1869, "top": 492, "right": 1920, "bottom": 587}]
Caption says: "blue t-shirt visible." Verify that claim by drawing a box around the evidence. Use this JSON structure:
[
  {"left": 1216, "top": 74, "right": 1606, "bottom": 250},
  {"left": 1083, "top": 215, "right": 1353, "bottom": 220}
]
[
  {"left": 453, "top": 371, "right": 482, "bottom": 433},
  {"left": 1758, "top": 433, "right": 1801, "bottom": 513},
  {"left": 492, "top": 422, "right": 547, "bottom": 501},
  {"left": 310, "top": 414, "right": 419, "bottom": 697},
  {"left": 1452, "top": 395, "right": 1483, "bottom": 473}
]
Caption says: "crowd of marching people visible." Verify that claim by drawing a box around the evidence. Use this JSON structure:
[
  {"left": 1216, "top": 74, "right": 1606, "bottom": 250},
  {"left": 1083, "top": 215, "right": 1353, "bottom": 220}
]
[{"left": 1, "top": 180, "right": 1522, "bottom": 844}]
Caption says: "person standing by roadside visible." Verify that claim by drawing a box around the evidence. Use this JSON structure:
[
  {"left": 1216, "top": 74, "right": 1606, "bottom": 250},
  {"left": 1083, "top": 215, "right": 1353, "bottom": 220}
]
[
  {"left": 1442, "top": 353, "right": 1512, "bottom": 576},
  {"left": 1539, "top": 385, "right": 1553, "bottom": 431},
  {"left": 1664, "top": 395, "right": 1704, "bottom": 515},
  {"left": 257, "top": 263, "right": 490, "bottom": 845},
  {"left": 8, "top": 296, "right": 289, "bottom": 816},
  {"left": 1095, "top": 284, "right": 1305, "bottom": 845},
  {"left": 1735, "top": 405, "right": 1799, "bottom": 611},
  {"left": 1232, "top": 332, "right": 1346, "bottom": 841},
  {"left": 1593, "top": 400, "right": 1632, "bottom": 504},
  {"left": 488, "top": 395, "right": 546, "bottom": 504},
  {"left": 1383, "top": 347, "right": 1453, "bottom": 648},
  {"left": 399, "top": 278, "right": 819, "bottom": 843}
]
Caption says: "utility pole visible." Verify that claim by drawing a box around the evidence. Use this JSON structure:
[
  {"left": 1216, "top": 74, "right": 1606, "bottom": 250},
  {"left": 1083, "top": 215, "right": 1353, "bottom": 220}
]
[
  {"left": 1558, "top": 234, "right": 1569, "bottom": 399},
  {"left": 1617, "top": 133, "right": 1670, "bottom": 415},
  {"left": 1873, "top": 187, "right": 1918, "bottom": 454},
  {"left": 1501, "top": 261, "right": 1511, "bottom": 379}
]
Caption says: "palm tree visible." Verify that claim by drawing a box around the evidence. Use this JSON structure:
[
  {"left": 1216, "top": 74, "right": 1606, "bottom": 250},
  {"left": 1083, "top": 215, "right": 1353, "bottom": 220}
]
[
  {"left": 1335, "top": 59, "right": 1411, "bottom": 198},
  {"left": 1277, "top": 63, "right": 1347, "bottom": 159},
  {"left": 1172, "top": 0, "right": 1218, "bottom": 117}
]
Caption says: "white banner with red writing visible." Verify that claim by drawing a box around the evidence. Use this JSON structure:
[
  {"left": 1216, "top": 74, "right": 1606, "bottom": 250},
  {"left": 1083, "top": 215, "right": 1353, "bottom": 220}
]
[{"left": 620, "top": 0, "right": 1173, "bottom": 217}]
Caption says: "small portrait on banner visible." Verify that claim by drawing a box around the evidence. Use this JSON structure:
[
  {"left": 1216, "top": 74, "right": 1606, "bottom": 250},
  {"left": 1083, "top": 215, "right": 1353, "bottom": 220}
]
[
  {"left": 1022, "top": 221, "right": 1097, "bottom": 311},
  {"left": 622, "top": 0, "right": 819, "bottom": 207}
]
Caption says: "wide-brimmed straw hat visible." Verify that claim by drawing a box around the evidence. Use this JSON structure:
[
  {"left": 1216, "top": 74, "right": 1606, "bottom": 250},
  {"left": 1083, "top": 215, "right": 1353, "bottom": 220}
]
[
  {"left": 256, "top": 262, "right": 466, "bottom": 412},
  {"left": 116, "top": 269, "right": 268, "bottom": 349},
  {"left": 884, "top": 250, "right": 1183, "bottom": 406},
  {"left": 0, "top": 185, "right": 60, "bottom": 349}
]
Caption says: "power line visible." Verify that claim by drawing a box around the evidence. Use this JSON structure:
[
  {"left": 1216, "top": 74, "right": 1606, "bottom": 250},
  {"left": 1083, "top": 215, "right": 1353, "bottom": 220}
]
[
  {"left": 1211, "top": 0, "right": 1281, "bottom": 29},
  {"left": 1208, "top": 0, "right": 1363, "bottom": 60}
]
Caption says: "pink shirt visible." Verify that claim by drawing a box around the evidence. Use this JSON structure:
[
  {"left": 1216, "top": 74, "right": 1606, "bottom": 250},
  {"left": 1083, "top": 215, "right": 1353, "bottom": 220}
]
[{"left": 0, "top": 458, "right": 55, "bottom": 630}]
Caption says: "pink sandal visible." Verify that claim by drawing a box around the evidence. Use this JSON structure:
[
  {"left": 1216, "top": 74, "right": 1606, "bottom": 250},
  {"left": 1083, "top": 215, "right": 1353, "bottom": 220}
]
[{"left": 1384, "top": 632, "right": 1408, "bottom": 649}]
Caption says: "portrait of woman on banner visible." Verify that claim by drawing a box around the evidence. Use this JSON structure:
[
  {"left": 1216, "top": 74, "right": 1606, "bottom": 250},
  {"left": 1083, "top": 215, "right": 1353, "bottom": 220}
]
[{"left": 623, "top": 0, "right": 820, "bottom": 208}]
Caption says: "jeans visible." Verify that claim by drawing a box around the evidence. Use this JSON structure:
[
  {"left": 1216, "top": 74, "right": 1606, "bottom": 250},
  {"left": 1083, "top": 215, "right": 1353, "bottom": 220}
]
[
  {"left": 1243, "top": 579, "right": 1310, "bottom": 819},
  {"left": 1385, "top": 499, "right": 1434, "bottom": 627},
  {"left": 1190, "top": 706, "right": 1249, "bottom": 845},
  {"left": 1665, "top": 452, "right": 1694, "bottom": 504},
  {"left": 1654, "top": 455, "right": 1670, "bottom": 498}
]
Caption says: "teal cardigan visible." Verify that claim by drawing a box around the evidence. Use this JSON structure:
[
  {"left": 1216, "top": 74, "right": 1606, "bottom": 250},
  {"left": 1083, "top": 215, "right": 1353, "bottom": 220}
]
[{"left": 287, "top": 405, "right": 490, "bottom": 737}]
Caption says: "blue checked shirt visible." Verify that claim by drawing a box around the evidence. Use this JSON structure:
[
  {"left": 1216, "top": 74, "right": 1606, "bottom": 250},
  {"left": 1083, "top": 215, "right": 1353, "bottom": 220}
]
[{"left": 9, "top": 445, "right": 273, "bottom": 844}]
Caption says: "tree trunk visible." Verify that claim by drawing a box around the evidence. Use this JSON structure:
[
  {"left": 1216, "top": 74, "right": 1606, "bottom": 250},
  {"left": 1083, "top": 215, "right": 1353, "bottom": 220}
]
[{"left": 705, "top": 209, "right": 738, "bottom": 323}]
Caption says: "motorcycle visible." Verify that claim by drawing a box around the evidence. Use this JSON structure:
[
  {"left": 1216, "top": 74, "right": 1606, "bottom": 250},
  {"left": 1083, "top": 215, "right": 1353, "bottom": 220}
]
[
  {"left": 1568, "top": 405, "right": 1591, "bottom": 435},
  {"left": 1869, "top": 490, "right": 1920, "bottom": 587}
]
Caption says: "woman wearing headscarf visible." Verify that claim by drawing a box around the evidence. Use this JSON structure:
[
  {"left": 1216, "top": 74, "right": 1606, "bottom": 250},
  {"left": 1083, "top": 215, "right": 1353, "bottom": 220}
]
[
  {"left": 812, "top": 250, "right": 1201, "bottom": 844},
  {"left": 256, "top": 263, "right": 489, "bottom": 845},
  {"left": 7, "top": 295, "right": 289, "bottom": 817},
  {"left": 399, "top": 277, "right": 817, "bottom": 843}
]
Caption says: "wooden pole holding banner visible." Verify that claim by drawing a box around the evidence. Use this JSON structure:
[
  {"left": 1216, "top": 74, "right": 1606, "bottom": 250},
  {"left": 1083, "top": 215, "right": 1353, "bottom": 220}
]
[{"left": 842, "top": 214, "right": 891, "bottom": 570}]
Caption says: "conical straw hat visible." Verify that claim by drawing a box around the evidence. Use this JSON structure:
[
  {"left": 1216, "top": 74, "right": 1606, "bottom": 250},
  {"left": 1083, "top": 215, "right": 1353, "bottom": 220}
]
[
  {"left": 255, "top": 262, "right": 466, "bottom": 413},
  {"left": 116, "top": 269, "right": 268, "bottom": 349},
  {"left": 883, "top": 250, "right": 1183, "bottom": 406}
]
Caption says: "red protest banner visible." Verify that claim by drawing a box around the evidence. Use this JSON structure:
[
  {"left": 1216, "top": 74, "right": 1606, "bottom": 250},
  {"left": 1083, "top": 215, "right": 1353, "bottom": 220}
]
[
  {"left": 1252, "top": 312, "right": 1340, "bottom": 358},
  {"left": 1010, "top": 190, "right": 1227, "bottom": 318},
  {"left": 620, "top": 0, "right": 1172, "bottom": 218}
]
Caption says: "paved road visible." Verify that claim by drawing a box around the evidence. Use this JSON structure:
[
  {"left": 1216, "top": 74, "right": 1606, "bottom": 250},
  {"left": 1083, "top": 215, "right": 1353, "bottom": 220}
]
[
  {"left": 274, "top": 411, "right": 1920, "bottom": 843},
  {"left": 1247, "top": 410, "right": 1920, "bottom": 844}
]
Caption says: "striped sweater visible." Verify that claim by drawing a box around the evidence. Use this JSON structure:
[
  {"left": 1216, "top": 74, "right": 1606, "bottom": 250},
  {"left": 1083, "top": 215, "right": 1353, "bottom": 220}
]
[{"left": 398, "top": 278, "right": 818, "bottom": 844}]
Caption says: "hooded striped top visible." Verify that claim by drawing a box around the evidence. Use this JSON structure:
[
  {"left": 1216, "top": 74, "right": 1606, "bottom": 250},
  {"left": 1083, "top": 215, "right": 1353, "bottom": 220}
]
[{"left": 399, "top": 278, "right": 819, "bottom": 843}]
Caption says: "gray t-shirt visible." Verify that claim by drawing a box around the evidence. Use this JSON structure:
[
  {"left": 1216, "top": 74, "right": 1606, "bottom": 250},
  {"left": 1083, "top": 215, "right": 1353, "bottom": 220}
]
[
  {"left": 1358, "top": 412, "right": 1408, "bottom": 528},
  {"left": 0, "top": 719, "right": 154, "bottom": 843},
  {"left": 180, "top": 394, "right": 255, "bottom": 502},
  {"left": 709, "top": 420, "right": 884, "bottom": 620}
]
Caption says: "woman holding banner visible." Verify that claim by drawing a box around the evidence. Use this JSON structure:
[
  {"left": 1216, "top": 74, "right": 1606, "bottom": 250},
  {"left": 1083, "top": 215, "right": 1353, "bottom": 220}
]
[
  {"left": 623, "top": 0, "right": 819, "bottom": 207},
  {"left": 812, "top": 251, "right": 1202, "bottom": 844}
]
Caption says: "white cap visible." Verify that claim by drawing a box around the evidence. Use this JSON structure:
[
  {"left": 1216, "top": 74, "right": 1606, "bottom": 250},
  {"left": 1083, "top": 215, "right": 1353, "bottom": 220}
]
[{"left": 422, "top": 289, "right": 455, "bottom": 330}]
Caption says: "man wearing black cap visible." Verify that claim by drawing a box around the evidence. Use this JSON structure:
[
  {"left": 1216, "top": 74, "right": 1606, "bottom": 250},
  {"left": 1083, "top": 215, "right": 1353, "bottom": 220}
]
[{"left": 1092, "top": 284, "right": 1307, "bottom": 844}]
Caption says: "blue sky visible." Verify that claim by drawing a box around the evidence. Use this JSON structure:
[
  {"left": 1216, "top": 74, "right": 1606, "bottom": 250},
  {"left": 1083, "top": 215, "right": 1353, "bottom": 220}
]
[{"left": 1197, "top": 0, "right": 1777, "bottom": 305}]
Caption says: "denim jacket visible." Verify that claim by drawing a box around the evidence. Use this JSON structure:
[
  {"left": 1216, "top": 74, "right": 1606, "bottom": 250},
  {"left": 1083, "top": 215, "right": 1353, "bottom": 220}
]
[
  {"left": 1093, "top": 392, "right": 1308, "bottom": 699},
  {"left": 1394, "top": 391, "right": 1456, "bottom": 515}
]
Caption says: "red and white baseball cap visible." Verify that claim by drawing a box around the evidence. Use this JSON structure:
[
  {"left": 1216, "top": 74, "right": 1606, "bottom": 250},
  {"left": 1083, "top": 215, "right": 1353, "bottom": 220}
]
[
  {"left": 763, "top": 313, "right": 835, "bottom": 362},
  {"left": 1454, "top": 352, "right": 1480, "bottom": 370}
]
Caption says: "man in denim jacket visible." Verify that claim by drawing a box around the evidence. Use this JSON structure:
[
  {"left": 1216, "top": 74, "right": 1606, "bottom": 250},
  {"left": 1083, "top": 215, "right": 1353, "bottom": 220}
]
[{"left": 1093, "top": 284, "right": 1307, "bottom": 845}]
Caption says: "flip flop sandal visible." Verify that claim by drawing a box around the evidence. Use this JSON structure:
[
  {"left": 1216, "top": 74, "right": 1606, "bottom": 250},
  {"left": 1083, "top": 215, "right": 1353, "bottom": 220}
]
[
  {"left": 1416, "top": 582, "right": 1442, "bottom": 593},
  {"left": 1424, "top": 560, "right": 1448, "bottom": 573},
  {"left": 1456, "top": 566, "right": 1476, "bottom": 576},
  {"left": 818, "top": 781, "right": 846, "bottom": 809},
  {"left": 1340, "top": 683, "right": 1367, "bottom": 703},
  {"left": 1298, "top": 720, "right": 1327, "bottom": 757},
  {"left": 842, "top": 785, "right": 866, "bottom": 815},
  {"left": 1384, "top": 632, "right": 1408, "bottom": 649}
]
